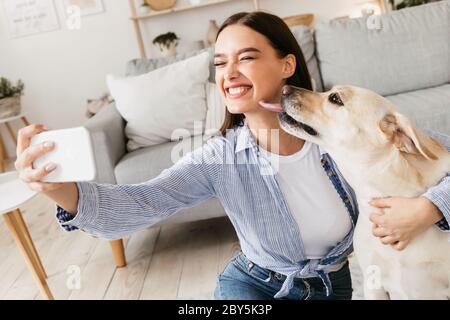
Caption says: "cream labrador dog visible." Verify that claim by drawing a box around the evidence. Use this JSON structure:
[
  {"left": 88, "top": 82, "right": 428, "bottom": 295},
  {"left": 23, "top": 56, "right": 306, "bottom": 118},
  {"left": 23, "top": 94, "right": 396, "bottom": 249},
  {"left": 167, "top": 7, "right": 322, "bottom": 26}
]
[{"left": 260, "top": 85, "right": 450, "bottom": 299}]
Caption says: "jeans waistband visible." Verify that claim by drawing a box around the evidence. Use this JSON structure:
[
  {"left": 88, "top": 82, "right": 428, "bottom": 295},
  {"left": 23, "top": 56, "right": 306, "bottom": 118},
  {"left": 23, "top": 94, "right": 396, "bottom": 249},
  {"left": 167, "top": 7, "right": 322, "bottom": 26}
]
[{"left": 234, "top": 250, "right": 349, "bottom": 285}]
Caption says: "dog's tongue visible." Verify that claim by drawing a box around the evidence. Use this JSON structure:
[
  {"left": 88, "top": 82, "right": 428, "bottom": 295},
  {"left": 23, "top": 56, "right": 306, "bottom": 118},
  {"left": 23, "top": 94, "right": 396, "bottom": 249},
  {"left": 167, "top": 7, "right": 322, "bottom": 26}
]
[{"left": 259, "top": 101, "right": 283, "bottom": 113}]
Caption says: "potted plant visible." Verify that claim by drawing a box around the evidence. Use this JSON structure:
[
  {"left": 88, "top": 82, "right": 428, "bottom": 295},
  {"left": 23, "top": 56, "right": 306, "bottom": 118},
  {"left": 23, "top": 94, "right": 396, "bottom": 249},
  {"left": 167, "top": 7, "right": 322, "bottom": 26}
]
[
  {"left": 138, "top": 2, "right": 151, "bottom": 14},
  {"left": 0, "top": 77, "right": 24, "bottom": 119},
  {"left": 152, "top": 32, "right": 180, "bottom": 57}
]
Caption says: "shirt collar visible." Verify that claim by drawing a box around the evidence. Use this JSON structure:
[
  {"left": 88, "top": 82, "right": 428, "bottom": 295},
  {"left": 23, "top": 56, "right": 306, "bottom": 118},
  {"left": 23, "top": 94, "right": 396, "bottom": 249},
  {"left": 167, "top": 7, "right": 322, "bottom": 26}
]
[
  {"left": 235, "top": 121, "right": 258, "bottom": 154},
  {"left": 318, "top": 145, "right": 328, "bottom": 156}
]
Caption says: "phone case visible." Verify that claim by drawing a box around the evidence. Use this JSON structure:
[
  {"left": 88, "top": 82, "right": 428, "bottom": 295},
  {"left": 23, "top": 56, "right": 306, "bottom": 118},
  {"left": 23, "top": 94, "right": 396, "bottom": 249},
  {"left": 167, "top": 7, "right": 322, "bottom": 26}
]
[{"left": 30, "top": 127, "right": 96, "bottom": 182}]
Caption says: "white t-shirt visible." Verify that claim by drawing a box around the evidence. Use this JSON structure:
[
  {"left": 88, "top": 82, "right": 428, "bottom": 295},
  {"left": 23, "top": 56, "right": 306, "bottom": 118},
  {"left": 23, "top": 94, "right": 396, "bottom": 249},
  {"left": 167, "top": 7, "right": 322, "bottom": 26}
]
[{"left": 259, "top": 141, "right": 352, "bottom": 259}]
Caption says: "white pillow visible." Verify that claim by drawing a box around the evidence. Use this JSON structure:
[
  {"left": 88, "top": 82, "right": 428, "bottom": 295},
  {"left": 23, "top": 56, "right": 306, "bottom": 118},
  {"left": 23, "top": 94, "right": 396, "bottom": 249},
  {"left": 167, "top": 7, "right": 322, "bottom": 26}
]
[
  {"left": 107, "top": 52, "right": 210, "bottom": 151},
  {"left": 204, "top": 82, "right": 226, "bottom": 137}
]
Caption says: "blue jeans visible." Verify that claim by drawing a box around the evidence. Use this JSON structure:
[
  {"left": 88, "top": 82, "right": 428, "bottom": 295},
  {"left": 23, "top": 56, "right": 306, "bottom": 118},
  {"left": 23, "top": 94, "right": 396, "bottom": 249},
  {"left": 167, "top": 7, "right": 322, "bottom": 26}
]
[{"left": 214, "top": 251, "right": 352, "bottom": 300}]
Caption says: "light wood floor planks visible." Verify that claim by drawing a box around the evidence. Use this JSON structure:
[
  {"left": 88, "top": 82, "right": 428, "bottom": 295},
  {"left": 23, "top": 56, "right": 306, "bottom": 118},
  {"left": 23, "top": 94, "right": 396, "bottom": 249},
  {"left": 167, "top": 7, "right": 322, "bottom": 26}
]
[{"left": 0, "top": 192, "right": 240, "bottom": 300}]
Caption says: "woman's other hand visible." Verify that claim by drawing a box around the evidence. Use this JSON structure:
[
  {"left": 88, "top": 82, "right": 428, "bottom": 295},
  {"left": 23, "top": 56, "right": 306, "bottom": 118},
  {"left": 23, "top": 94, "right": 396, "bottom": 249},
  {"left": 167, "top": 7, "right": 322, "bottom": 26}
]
[{"left": 368, "top": 196, "right": 443, "bottom": 251}]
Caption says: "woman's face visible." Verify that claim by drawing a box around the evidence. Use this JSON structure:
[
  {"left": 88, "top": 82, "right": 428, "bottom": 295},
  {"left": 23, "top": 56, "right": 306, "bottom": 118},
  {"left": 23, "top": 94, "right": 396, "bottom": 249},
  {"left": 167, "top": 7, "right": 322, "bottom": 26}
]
[{"left": 214, "top": 24, "right": 295, "bottom": 115}]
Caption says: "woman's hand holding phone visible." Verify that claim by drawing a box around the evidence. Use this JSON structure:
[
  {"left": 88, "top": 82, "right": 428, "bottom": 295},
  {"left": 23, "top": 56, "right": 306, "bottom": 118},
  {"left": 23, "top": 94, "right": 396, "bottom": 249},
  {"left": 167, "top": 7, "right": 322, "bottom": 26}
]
[
  {"left": 15, "top": 124, "right": 79, "bottom": 214},
  {"left": 16, "top": 124, "right": 62, "bottom": 191}
]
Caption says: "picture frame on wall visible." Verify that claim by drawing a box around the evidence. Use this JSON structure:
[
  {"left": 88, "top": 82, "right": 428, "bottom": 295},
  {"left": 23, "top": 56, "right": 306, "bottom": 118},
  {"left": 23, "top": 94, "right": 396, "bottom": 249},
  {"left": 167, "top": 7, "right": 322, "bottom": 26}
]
[
  {"left": 2, "top": 0, "right": 60, "bottom": 38},
  {"left": 62, "top": 0, "right": 105, "bottom": 16}
]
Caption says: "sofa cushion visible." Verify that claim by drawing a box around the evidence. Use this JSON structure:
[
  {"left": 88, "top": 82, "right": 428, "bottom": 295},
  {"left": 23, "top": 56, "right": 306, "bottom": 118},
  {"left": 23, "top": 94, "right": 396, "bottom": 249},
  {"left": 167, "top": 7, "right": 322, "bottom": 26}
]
[
  {"left": 386, "top": 84, "right": 450, "bottom": 135},
  {"left": 125, "top": 47, "right": 216, "bottom": 83},
  {"left": 290, "top": 25, "right": 324, "bottom": 92},
  {"left": 315, "top": 1, "right": 450, "bottom": 96},
  {"left": 108, "top": 52, "right": 210, "bottom": 151},
  {"left": 115, "top": 135, "right": 206, "bottom": 184},
  {"left": 205, "top": 82, "right": 225, "bottom": 136}
]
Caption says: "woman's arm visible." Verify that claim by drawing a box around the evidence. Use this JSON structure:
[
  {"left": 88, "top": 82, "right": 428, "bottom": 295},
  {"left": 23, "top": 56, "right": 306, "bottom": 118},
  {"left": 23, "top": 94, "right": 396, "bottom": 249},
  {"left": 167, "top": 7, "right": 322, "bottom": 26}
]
[
  {"left": 369, "top": 129, "right": 450, "bottom": 250},
  {"left": 421, "top": 129, "right": 450, "bottom": 230},
  {"left": 16, "top": 125, "right": 225, "bottom": 240},
  {"left": 56, "top": 138, "right": 223, "bottom": 240},
  {"left": 46, "top": 183, "right": 79, "bottom": 214}
]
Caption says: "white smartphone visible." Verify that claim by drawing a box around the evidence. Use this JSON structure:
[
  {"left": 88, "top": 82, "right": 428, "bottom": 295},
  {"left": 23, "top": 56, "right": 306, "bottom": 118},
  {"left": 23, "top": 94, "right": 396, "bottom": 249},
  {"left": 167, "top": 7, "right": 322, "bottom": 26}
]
[{"left": 30, "top": 127, "right": 96, "bottom": 183}]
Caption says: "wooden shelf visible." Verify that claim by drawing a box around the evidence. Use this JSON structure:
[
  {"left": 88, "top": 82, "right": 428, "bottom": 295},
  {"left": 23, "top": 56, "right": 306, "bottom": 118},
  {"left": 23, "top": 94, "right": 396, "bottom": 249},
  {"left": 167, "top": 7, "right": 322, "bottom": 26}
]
[
  {"left": 129, "top": 0, "right": 259, "bottom": 58},
  {"left": 131, "top": 0, "right": 249, "bottom": 20}
]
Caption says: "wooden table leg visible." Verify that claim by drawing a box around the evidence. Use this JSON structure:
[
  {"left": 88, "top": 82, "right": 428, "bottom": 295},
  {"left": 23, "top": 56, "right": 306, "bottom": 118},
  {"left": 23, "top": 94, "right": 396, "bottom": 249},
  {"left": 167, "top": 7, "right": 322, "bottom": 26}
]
[
  {"left": 3, "top": 212, "right": 54, "bottom": 300},
  {"left": 5, "top": 122, "right": 17, "bottom": 145},
  {"left": 0, "top": 131, "right": 7, "bottom": 173},
  {"left": 12, "top": 209, "right": 47, "bottom": 279},
  {"left": 109, "top": 239, "right": 127, "bottom": 268},
  {"left": 21, "top": 116, "right": 30, "bottom": 126}
]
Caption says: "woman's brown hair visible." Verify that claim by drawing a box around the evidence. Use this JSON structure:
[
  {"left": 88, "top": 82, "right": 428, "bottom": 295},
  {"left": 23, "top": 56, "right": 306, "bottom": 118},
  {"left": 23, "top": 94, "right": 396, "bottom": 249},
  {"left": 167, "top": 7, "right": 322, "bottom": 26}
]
[{"left": 216, "top": 11, "right": 313, "bottom": 135}]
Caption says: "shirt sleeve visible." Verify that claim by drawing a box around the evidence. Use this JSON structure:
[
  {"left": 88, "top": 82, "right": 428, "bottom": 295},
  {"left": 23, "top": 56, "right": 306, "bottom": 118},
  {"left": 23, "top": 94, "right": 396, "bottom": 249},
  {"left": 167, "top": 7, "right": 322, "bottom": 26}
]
[
  {"left": 55, "top": 138, "right": 225, "bottom": 240},
  {"left": 421, "top": 129, "right": 450, "bottom": 232}
]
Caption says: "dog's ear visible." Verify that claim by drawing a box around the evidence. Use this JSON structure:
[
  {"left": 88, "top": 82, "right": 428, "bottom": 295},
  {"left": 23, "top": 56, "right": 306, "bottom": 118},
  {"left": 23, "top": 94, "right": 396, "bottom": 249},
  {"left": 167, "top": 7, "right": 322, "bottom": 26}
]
[{"left": 379, "top": 112, "right": 438, "bottom": 160}]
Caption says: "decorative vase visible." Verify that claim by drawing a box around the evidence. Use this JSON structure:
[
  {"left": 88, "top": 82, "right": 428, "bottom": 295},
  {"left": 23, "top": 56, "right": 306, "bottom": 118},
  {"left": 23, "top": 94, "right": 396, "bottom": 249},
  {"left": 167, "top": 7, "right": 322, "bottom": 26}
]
[
  {"left": 206, "top": 19, "right": 219, "bottom": 46},
  {"left": 138, "top": 5, "right": 151, "bottom": 14},
  {"left": 0, "top": 96, "right": 21, "bottom": 119}
]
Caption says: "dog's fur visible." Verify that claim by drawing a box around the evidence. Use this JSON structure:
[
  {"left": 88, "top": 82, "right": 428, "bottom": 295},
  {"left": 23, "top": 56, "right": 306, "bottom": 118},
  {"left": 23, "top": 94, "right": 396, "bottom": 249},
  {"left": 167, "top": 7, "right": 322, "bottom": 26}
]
[{"left": 278, "top": 85, "right": 450, "bottom": 299}]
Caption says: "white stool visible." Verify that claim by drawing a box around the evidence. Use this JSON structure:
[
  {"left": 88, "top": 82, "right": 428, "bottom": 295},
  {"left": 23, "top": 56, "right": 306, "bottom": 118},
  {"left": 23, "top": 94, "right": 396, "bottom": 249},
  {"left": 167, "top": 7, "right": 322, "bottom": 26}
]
[{"left": 0, "top": 171, "right": 54, "bottom": 300}]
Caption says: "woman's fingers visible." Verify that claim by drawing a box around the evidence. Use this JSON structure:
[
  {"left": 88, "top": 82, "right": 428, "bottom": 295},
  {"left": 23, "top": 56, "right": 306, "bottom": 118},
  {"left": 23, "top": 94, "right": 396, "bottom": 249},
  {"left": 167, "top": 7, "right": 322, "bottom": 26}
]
[
  {"left": 21, "top": 164, "right": 64, "bottom": 193},
  {"left": 15, "top": 141, "right": 54, "bottom": 170},
  {"left": 372, "top": 222, "right": 398, "bottom": 235},
  {"left": 16, "top": 124, "right": 48, "bottom": 156},
  {"left": 369, "top": 212, "right": 386, "bottom": 226},
  {"left": 391, "top": 241, "right": 408, "bottom": 251},
  {"left": 380, "top": 236, "right": 398, "bottom": 245},
  {"left": 15, "top": 124, "right": 65, "bottom": 194},
  {"left": 372, "top": 225, "right": 391, "bottom": 237},
  {"left": 378, "top": 236, "right": 407, "bottom": 250},
  {"left": 19, "top": 163, "right": 57, "bottom": 183},
  {"left": 23, "top": 161, "right": 63, "bottom": 192}
]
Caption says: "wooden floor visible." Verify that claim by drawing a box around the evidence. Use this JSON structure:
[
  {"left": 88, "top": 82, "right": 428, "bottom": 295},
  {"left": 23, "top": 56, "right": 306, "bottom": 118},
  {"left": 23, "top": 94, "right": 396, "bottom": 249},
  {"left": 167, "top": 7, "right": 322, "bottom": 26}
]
[
  {"left": 0, "top": 192, "right": 241, "bottom": 300},
  {"left": 0, "top": 163, "right": 363, "bottom": 300}
]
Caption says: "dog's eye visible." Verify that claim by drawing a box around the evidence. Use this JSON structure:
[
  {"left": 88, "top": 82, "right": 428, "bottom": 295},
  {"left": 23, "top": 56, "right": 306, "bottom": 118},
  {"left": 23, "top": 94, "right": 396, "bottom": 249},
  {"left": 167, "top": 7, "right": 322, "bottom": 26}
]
[{"left": 328, "top": 93, "right": 344, "bottom": 106}]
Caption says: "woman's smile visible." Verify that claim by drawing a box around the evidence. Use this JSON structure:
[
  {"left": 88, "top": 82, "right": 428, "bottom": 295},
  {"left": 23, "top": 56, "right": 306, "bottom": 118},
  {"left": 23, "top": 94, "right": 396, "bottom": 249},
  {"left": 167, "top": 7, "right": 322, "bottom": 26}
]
[{"left": 225, "top": 85, "right": 253, "bottom": 99}]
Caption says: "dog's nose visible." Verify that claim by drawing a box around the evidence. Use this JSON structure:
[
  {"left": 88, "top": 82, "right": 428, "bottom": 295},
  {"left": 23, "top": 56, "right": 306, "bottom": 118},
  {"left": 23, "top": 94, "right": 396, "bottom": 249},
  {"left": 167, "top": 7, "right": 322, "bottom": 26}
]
[{"left": 282, "top": 85, "right": 293, "bottom": 96}]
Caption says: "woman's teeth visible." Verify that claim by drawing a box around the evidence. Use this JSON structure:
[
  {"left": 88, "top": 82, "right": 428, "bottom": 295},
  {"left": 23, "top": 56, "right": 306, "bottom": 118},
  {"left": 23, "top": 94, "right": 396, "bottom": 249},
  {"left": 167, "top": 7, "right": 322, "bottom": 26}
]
[
  {"left": 226, "top": 86, "right": 252, "bottom": 98},
  {"left": 228, "top": 87, "right": 247, "bottom": 94}
]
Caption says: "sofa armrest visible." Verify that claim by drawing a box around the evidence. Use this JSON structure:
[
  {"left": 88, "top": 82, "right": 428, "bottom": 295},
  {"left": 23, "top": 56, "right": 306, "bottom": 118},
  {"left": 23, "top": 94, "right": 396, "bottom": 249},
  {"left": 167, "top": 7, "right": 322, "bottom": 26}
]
[{"left": 83, "top": 103, "right": 126, "bottom": 183}]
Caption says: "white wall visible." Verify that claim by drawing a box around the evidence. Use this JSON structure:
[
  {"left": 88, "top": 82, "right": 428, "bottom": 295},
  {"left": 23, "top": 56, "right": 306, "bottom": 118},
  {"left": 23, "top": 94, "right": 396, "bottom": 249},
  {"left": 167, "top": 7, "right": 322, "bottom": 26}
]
[
  {"left": 142, "top": 0, "right": 369, "bottom": 57},
  {"left": 0, "top": 0, "right": 366, "bottom": 154}
]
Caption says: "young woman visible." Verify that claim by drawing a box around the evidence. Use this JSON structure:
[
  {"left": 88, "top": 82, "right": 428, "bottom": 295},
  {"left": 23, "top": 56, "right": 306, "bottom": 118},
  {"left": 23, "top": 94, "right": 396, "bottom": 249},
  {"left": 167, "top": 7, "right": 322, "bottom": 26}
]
[{"left": 15, "top": 12, "right": 450, "bottom": 300}]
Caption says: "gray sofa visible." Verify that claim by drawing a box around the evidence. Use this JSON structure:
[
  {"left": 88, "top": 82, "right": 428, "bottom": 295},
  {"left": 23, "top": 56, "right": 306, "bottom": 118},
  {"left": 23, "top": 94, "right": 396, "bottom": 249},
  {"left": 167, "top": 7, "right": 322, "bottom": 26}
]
[{"left": 85, "top": 1, "right": 450, "bottom": 263}]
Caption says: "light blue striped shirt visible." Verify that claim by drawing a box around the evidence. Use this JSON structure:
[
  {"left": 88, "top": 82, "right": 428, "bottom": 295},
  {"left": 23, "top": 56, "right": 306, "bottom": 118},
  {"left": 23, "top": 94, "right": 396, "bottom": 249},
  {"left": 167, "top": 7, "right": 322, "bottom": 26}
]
[{"left": 57, "top": 124, "right": 450, "bottom": 298}]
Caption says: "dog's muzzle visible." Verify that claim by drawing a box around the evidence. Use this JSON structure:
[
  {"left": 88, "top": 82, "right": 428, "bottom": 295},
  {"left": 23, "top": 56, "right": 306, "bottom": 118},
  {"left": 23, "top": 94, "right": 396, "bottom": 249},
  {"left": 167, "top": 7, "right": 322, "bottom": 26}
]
[
  {"left": 279, "top": 112, "right": 318, "bottom": 136},
  {"left": 280, "top": 87, "right": 318, "bottom": 136}
]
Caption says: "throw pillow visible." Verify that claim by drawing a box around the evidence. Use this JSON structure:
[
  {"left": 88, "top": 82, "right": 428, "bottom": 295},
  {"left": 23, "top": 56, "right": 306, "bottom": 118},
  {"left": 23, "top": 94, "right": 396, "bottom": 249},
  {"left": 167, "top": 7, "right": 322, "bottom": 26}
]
[{"left": 107, "top": 51, "right": 210, "bottom": 151}]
